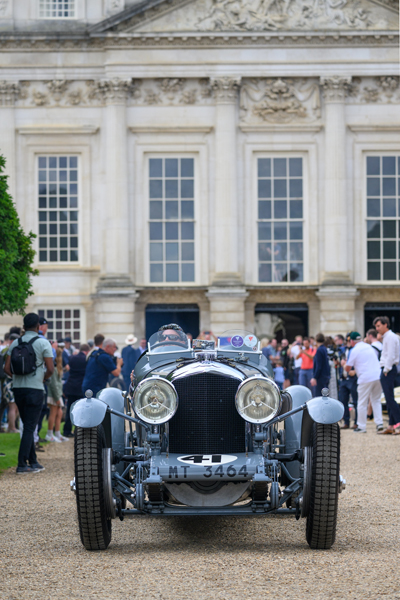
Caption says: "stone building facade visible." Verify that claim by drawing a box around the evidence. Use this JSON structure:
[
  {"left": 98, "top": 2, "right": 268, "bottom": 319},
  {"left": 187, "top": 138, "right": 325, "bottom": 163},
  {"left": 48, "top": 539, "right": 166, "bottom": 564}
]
[{"left": 0, "top": 0, "right": 399, "bottom": 343}]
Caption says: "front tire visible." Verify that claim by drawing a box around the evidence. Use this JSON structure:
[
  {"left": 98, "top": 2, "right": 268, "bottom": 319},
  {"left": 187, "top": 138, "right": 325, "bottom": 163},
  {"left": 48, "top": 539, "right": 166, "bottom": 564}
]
[
  {"left": 75, "top": 425, "right": 112, "bottom": 551},
  {"left": 306, "top": 423, "right": 340, "bottom": 550}
]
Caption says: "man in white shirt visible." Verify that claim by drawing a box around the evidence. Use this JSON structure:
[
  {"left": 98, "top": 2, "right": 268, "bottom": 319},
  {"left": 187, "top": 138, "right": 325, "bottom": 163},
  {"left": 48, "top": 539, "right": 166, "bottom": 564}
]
[
  {"left": 345, "top": 332, "right": 383, "bottom": 433},
  {"left": 290, "top": 335, "right": 303, "bottom": 385},
  {"left": 373, "top": 316, "right": 400, "bottom": 434}
]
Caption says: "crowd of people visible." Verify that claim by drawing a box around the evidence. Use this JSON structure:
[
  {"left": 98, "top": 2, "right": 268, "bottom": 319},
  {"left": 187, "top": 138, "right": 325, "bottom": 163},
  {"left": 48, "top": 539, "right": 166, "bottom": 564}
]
[
  {"left": 1, "top": 313, "right": 399, "bottom": 473},
  {"left": 0, "top": 315, "right": 147, "bottom": 473},
  {"left": 261, "top": 316, "right": 400, "bottom": 434}
]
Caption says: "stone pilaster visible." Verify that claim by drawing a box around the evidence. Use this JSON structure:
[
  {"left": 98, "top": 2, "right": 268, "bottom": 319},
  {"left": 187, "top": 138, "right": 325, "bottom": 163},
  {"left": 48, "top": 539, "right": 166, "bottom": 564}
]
[
  {"left": 210, "top": 77, "right": 242, "bottom": 286},
  {"left": 0, "top": 81, "right": 20, "bottom": 200},
  {"left": 93, "top": 282, "right": 139, "bottom": 346},
  {"left": 316, "top": 286, "right": 359, "bottom": 337},
  {"left": 206, "top": 287, "right": 249, "bottom": 337},
  {"left": 319, "top": 76, "right": 352, "bottom": 284}
]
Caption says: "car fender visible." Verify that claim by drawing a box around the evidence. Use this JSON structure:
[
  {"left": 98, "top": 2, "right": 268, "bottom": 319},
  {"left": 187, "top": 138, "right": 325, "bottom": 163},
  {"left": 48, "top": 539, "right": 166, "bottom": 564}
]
[
  {"left": 283, "top": 385, "right": 312, "bottom": 480},
  {"left": 97, "top": 388, "right": 125, "bottom": 457},
  {"left": 70, "top": 397, "right": 107, "bottom": 429},
  {"left": 301, "top": 396, "right": 344, "bottom": 448}
]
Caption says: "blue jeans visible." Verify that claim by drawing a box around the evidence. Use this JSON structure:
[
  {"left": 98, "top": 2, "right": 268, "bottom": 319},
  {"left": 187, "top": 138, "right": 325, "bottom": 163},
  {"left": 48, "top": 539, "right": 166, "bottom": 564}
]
[
  {"left": 13, "top": 388, "right": 44, "bottom": 467},
  {"left": 339, "top": 377, "right": 358, "bottom": 426},
  {"left": 381, "top": 366, "right": 400, "bottom": 426},
  {"left": 299, "top": 369, "right": 313, "bottom": 392}
]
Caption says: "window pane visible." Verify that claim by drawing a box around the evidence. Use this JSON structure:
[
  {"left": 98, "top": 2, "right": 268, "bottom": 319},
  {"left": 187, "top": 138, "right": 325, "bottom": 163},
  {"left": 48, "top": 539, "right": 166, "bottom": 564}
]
[
  {"left": 290, "top": 222, "right": 302, "bottom": 240},
  {"left": 367, "top": 156, "right": 380, "bottom": 175},
  {"left": 274, "top": 222, "right": 287, "bottom": 240},
  {"left": 166, "top": 263, "right": 179, "bottom": 282},
  {"left": 274, "top": 179, "right": 287, "bottom": 198},
  {"left": 383, "top": 240, "right": 396, "bottom": 259},
  {"left": 181, "top": 263, "right": 195, "bottom": 282},
  {"left": 259, "top": 243, "right": 272, "bottom": 261},
  {"left": 259, "top": 263, "right": 272, "bottom": 282},
  {"left": 289, "top": 158, "right": 302, "bottom": 177},
  {"left": 367, "top": 198, "right": 380, "bottom": 217},
  {"left": 289, "top": 263, "right": 303, "bottom": 282},
  {"left": 274, "top": 200, "right": 287, "bottom": 219},
  {"left": 383, "top": 262, "right": 396, "bottom": 280},
  {"left": 259, "top": 201, "right": 271, "bottom": 219},
  {"left": 181, "top": 158, "right": 194, "bottom": 177},
  {"left": 273, "top": 158, "right": 286, "bottom": 177},
  {"left": 367, "top": 262, "right": 380, "bottom": 280},
  {"left": 181, "top": 179, "right": 194, "bottom": 198},
  {"left": 181, "top": 201, "right": 194, "bottom": 219},
  {"left": 150, "top": 263, "right": 163, "bottom": 282},
  {"left": 382, "top": 178, "right": 396, "bottom": 196},
  {"left": 290, "top": 241, "right": 303, "bottom": 261},
  {"left": 367, "top": 241, "right": 380, "bottom": 259},
  {"left": 367, "top": 178, "right": 380, "bottom": 196},
  {"left": 258, "top": 222, "right": 271, "bottom": 240},
  {"left": 150, "top": 201, "right": 163, "bottom": 219},
  {"left": 165, "top": 222, "right": 179, "bottom": 240},
  {"left": 258, "top": 158, "right": 271, "bottom": 177},
  {"left": 165, "top": 159, "right": 178, "bottom": 178},
  {"left": 150, "top": 158, "right": 162, "bottom": 177},
  {"left": 258, "top": 179, "right": 271, "bottom": 198},
  {"left": 274, "top": 263, "right": 288, "bottom": 282},
  {"left": 165, "top": 201, "right": 178, "bottom": 219},
  {"left": 383, "top": 220, "right": 396, "bottom": 238},
  {"left": 181, "top": 222, "right": 194, "bottom": 240},
  {"left": 165, "top": 179, "right": 178, "bottom": 198},
  {"left": 382, "top": 156, "right": 396, "bottom": 175},
  {"left": 274, "top": 242, "right": 287, "bottom": 261},
  {"left": 181, "top": 242, "right": 194, "bottom": 261},
  {"left": 38, "top": 157, "right": 47, "bottom": 168},
  {"left": 39, "top": 251, "right": 47, "bottom": 261},
  {"left": 150, "top": 243, "right": 163, "bottom": 261},
  {"left": 290, "top": 200, "right": 302, "bottom": 219},
  {"left": 149, "top": 222, "right": 163, "bottom": 240},
  {"left": 367, "top": 220, "right": 380, "bottom": 238},
  {"left": 166, "top": 242, "right": 179, "bottom": 261},
  {"left": 289, "top": 179, "right": 302, "bottom": 198},
  {"left": 383, "top": 198, "right": 396, "bottom": 217},
  {"left": 150, "top": 180, "right": 162, "bottom": 198}
]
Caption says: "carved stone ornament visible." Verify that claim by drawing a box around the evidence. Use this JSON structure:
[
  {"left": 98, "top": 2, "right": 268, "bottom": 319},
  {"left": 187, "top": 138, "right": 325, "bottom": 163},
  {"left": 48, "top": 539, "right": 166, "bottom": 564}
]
[
  {"left": 133, "top": 0, "right": 398, "bottom": 34},
  {"left": 210, "top": 77, "right": 241, "bottom": 102},
  {"left": 320, "top": 76, "right": 353, "bottom": 101},
  {"left": 0, "top": 81, "right": 20, "bottom": 106},
  {"left": 87, "top": 78, "right": 137, "bottom": 103},
  {"left": 47, "top": 80, "right": 69, "bottom": 103},
  {"left": 348, "top": 75, "right": 400, "bottom": 103},
  {"left": 240, "top": 78, "right": 320, "bottom": 123}
]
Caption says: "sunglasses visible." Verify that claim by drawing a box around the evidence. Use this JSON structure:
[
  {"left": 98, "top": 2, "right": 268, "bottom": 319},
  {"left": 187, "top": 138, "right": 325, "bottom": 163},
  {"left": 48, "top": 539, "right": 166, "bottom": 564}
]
[{"left": 161, "top": 334, "right": 180, "bottom": 341}]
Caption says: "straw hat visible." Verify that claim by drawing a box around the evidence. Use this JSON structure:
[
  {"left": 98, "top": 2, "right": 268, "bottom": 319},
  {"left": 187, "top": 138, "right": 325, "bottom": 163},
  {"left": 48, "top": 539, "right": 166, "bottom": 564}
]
[{"left": 125, "top": 334, "right": 138, "bottom": 345}]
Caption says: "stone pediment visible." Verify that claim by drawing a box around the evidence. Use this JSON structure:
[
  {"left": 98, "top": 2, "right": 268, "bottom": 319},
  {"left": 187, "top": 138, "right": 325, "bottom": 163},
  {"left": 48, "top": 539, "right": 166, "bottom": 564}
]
[{"left": 91, "top": 0, "right": 399, "bottom": 34}]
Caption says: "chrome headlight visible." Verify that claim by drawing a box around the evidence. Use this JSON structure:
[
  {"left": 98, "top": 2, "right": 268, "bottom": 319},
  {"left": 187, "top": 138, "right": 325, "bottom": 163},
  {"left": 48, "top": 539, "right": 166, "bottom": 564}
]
[
  {"left": 133, "top": 376, "right": 178, "bottom": 424},
  {"left": 235, "top": 376, "right": 281, "bottom": 424}
]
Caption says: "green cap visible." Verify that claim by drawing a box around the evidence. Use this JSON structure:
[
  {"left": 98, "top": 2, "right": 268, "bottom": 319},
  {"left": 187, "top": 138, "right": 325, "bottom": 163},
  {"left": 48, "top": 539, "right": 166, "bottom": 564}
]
[{"left": 349, "top": 331, "right": 361, "bottom": 341}]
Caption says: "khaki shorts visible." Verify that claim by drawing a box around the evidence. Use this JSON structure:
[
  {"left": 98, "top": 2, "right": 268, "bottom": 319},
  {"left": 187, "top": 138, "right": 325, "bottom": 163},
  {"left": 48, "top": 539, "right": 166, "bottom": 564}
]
[{"left": 47, "top": 396, "right": 64, "bottom": 408}]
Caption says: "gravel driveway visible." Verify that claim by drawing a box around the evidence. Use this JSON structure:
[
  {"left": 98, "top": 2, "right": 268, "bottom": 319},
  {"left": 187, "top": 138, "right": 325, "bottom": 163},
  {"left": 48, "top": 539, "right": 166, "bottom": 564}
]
[{"left": 1, "top": 422, "right": 399, "bottom": 600}]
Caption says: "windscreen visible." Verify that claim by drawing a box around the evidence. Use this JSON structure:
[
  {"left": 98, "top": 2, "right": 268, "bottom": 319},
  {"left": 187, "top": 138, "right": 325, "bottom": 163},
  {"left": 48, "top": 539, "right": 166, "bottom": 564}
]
[
  {"left": 148, "top": 328, "right": 190, "bottom": 354},
  {"left": 218, "top": 330, "right": 259, "bottom": 352}
]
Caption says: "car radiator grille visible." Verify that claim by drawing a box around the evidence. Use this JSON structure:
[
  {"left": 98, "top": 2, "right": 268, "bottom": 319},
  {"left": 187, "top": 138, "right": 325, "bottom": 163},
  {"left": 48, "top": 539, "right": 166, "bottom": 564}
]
[{"left": 169, "top": 373, "right": 245, "bottom": 455}]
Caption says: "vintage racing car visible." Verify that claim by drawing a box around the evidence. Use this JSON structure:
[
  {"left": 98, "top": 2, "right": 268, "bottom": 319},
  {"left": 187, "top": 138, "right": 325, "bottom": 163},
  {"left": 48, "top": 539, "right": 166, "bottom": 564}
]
[{"left": 70, "top": 326, "right": 345, "bottom": 551}]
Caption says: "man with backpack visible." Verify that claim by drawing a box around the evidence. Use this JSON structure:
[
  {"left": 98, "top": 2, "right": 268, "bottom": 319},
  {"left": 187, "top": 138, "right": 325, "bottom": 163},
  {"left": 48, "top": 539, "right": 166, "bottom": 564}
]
[{"left": 4, "top": 313, "right": 54, "bottom": 473}]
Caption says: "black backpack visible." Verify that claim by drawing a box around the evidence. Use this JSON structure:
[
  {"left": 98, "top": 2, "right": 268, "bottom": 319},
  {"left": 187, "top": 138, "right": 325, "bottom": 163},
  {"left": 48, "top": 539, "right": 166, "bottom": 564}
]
[{"left": 10, "top": 336, "right": 40, "bottom": 376}]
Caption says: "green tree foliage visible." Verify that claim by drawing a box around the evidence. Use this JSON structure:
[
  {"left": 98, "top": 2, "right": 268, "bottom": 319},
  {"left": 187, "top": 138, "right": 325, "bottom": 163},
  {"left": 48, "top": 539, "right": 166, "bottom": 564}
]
[{"left": 0, "top": 155, "right": 38, "bottom": 315}]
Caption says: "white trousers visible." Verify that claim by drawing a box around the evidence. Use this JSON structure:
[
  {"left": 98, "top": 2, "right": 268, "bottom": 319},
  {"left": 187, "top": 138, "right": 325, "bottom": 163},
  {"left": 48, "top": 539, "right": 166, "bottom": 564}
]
[{"left": 357, "top": 379, "right": 383, "bottom": 429}]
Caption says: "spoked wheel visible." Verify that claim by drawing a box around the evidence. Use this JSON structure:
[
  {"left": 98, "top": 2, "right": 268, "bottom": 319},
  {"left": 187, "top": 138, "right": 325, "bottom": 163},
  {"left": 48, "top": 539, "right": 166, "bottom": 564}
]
[
  {"left": 75, "top": 425, "right": 112, "bottom": 551},
  {"left": 306, "top": 423, "right": 340, "bottom": 550}
]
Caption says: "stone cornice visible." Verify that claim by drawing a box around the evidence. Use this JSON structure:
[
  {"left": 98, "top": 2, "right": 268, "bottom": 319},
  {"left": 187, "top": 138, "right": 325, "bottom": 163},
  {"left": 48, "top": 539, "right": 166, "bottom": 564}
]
[{"left": 0, "top": 31, "right": 397, "bottom": 50}]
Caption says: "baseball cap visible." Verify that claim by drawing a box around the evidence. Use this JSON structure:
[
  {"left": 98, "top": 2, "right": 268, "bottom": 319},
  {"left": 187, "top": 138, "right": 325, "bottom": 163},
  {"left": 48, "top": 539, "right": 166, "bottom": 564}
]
[
  {"left": 349, "top": 331, "right": 361, "bottom": 341},
  {"left": 39, "top": 316, "right": 48, "bottom": 325},
  {"left": 63, "top": 336, "right": 72, "bottom": 343}
]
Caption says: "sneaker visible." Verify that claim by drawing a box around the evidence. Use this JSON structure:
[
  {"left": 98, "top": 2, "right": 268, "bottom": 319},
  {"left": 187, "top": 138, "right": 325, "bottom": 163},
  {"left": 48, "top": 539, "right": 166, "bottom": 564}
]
[
  {"left": 54, "top": 433, "right": 68, "bottom": 442},
  {"left": 29, "top": 462, "right": 45, "bottom": 471},
  {"left": 376, "top": 424, "right": 384, "bottom": 432},
  {"left": 45, "top": 433, "right": 55, "bottom": 442},
  {"left": 353, "top": 427, "right": 367, "bottom": 433},
  {"left": 16, "top": 465, "right": 40, "bottom": 474}
]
